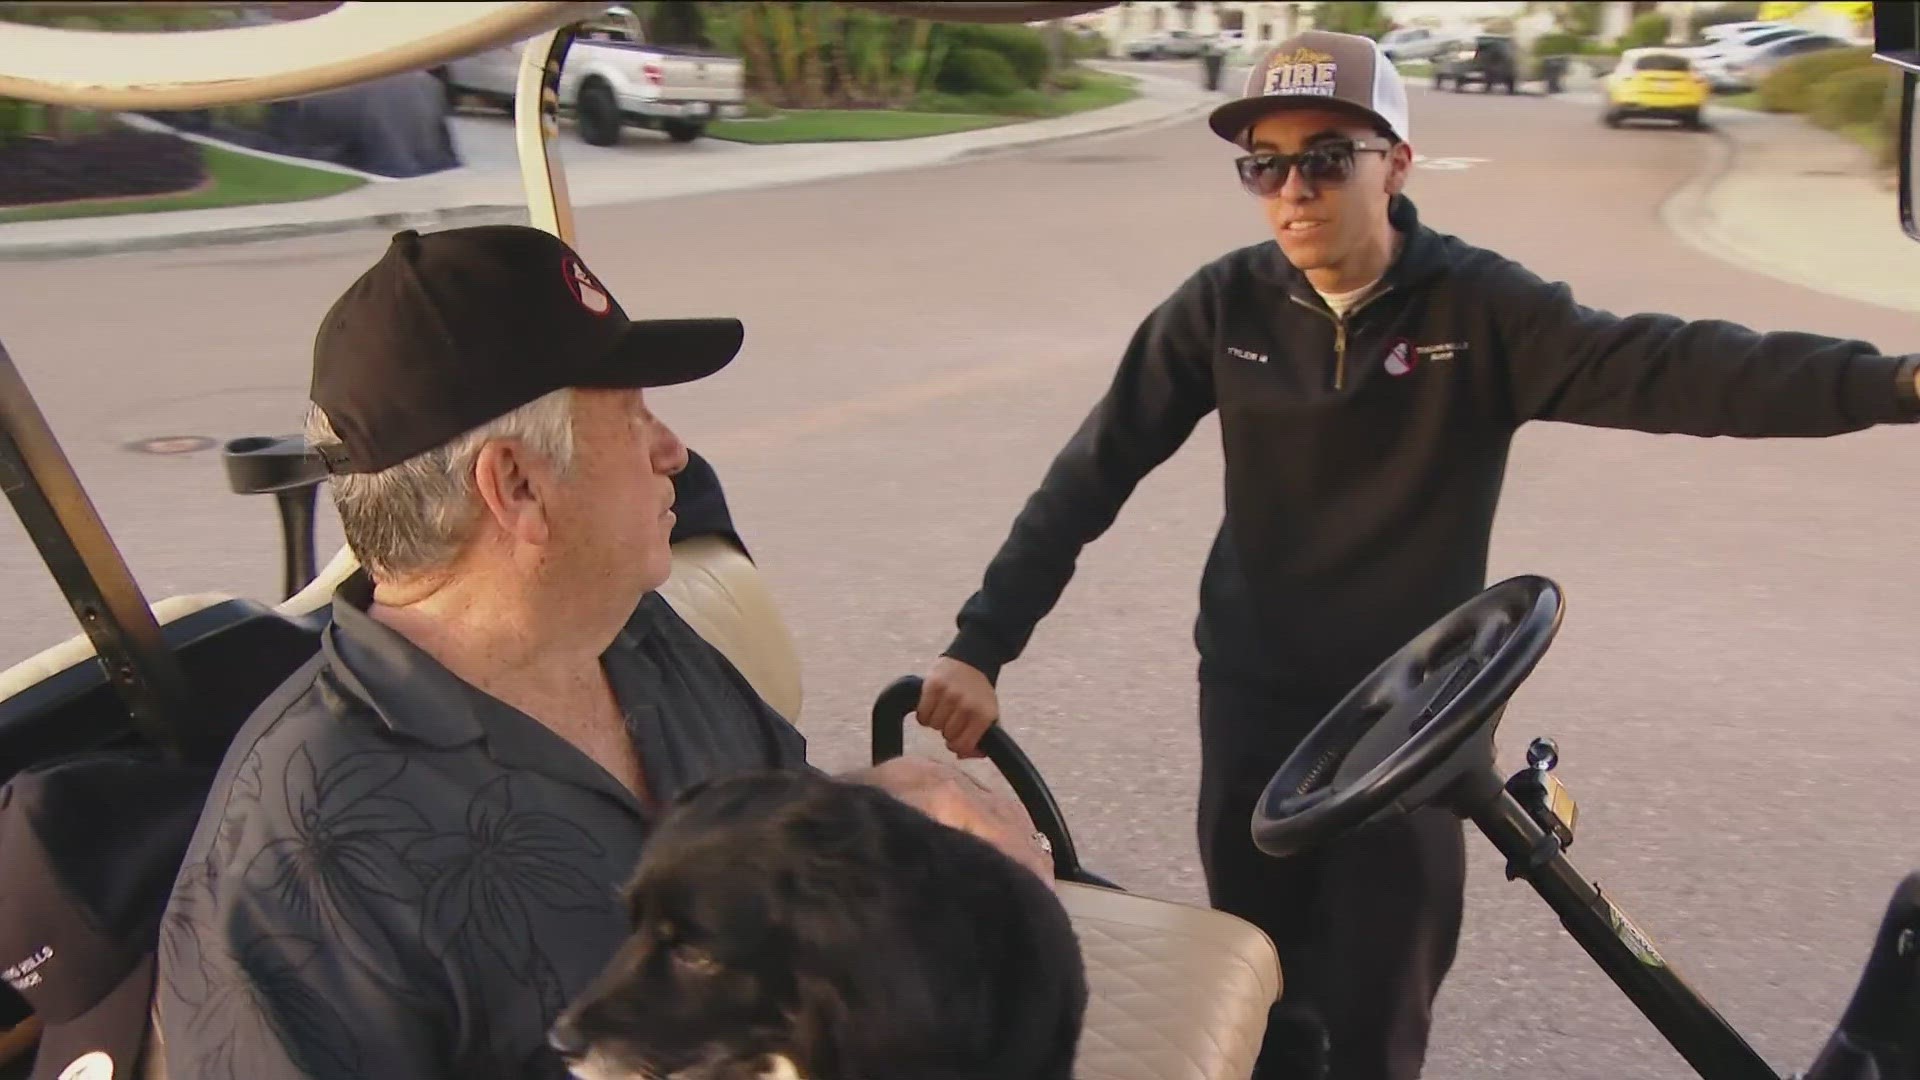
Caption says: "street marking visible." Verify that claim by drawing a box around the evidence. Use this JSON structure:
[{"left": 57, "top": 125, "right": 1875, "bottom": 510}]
[{"left": 1413, "top": 154, "right": 1491, "bottom": 171}]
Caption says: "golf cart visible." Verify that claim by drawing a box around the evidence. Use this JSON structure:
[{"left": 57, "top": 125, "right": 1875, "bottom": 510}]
[{"left": 0, "top": 5, "right": 1912, "bottom": 1080}]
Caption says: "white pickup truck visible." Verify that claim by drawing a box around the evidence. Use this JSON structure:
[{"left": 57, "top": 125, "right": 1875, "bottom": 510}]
[{"left": 439, "top": 6, "right": 745, "bottom": 145}]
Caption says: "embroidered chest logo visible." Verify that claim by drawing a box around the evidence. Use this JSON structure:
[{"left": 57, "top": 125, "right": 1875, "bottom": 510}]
[
  {"left": 1416, "top": 340, "right": 1470, "bottom": 362},
  {"left": 1263, "top": 48, "right": 1338, "bottom": 98},
  {"left": 1227, "top": 346, "right": 1269, "bottom": 364},
  {"left": 1384, "top": 338, "right": 1471, "bottom": 375},
  {"left": 1383, "top": 339, "right": 1414, "bottom": 377}
]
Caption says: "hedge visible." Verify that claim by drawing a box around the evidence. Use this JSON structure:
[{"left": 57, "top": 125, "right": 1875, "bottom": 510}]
[
  {"left": 1809, "top": 64, "right": 1897, "bottom": 131},
  {"left": 1756, "top": 43, "right": 1901, "bottom": 168},
  {"left": 939, "top": 23, "right": 1051, "bottom": 89},
  {"left": 1754, "top": 45, "right": 1875, "bottom": 113},
  {"left": 936, "top": 46, "right": 1026, "bottom": 95}
]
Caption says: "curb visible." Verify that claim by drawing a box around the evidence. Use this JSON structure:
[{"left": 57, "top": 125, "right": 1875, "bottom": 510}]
[
  {"left": 1655, "top": 113, "right": 1919, "bottom": 315},
  {"left": 953, "top": 93, "right": 1217, "bottom": 161},
  {"left": 0, "top": 77, "right": 1218, "bottom": 263},
  {"left": 1654, "top": 119, "right": 1746, "bottom": 271},
  {"left": 0, "top": 203, "right": 533, "bottom": 263}
]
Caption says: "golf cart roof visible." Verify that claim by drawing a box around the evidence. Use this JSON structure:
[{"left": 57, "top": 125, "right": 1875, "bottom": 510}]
[{"left": 0, "top": 2, "right": 1122, "bottom": 110}]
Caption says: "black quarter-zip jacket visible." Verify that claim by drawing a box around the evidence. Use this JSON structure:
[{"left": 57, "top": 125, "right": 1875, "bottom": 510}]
[{"left": 944, "top": 196, "right": 1920, "bottom": 699}]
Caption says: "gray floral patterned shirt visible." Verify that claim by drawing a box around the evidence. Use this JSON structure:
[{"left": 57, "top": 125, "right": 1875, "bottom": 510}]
[{"left": 155, "top": 573, "right": 809, "bottom": 1080}]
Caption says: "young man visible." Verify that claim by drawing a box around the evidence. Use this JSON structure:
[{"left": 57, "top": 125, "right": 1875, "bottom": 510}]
[
  {"left": 913, "top": 30, "right": 1920, "bottom": 1080},
  {"left": 151, "top": 225, "right": 1049, "bottom": 1080}
]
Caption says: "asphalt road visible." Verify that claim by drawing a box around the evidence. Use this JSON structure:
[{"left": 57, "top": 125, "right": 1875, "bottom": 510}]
[{"left": 2, "top": 77, "right": 1917, "bottom": 1080}]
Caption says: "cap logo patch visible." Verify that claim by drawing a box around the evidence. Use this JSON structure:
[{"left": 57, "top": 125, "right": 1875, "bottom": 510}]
[
  {"left": 1263, "top": 47, "right": 1338, "bottom": 97},
  {"left": 58, "top": 1051, "right": 115, "bottom": 1080},
  {"left": 563, "top": 255, "right": 613, "bottom": 317}
]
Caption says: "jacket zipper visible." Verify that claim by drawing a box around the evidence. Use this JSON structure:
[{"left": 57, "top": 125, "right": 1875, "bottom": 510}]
[
  {"left": 1288, "top": 294, "right": 1348, "bottom": 390},
  {"left": 1288, "top": 288, "right": 1393, "bottom": 391}
]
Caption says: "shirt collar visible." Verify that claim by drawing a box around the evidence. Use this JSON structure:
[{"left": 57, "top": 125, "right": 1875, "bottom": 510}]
[
  {"left": 320, "top": 570, "right": 655, "bottom": 815},
  {"left": 320, "top": 570, "right": 494, "bottom": 748}
]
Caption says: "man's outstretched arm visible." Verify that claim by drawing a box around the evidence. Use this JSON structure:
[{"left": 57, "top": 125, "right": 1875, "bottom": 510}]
[{"left": 1487, "top": 258, "right": 1920, "bottom": 435}]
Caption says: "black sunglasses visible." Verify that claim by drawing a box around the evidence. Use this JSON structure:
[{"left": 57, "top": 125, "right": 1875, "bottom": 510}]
[{"left": 1234, "top": 139, "right": 1392, "bottom": 198}]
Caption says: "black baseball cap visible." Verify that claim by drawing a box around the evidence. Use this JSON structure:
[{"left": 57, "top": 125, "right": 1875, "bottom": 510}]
[
  {"left": 310, "top": 225, "right": 744, "bottom": 475},
  {"left": 0, "top": 753, "right": 211, "bottom": 1080}
]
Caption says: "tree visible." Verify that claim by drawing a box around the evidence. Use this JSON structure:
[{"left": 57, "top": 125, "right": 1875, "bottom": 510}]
[
  {"left": 648, "top": 0, "right": 709, "bottom": 47},
  {"left": 1309, "top": 1, "right": 1391, "bottom": 38},
  {"left": 1548, "top": 0, "right": 1604, "bottom": 37}
]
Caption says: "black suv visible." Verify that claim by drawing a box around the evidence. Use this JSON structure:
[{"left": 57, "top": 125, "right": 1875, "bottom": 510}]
[{"left": 1433, "top": 34, "right": 1519, "bottom": 93}]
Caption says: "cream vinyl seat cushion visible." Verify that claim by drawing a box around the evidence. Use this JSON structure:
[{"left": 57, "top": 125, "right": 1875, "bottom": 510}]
[
  {"left": 0, "top": 593, "right": 236, "bottom": 705},
  {"left": 1061, "top": 882, "right": 1281, "bottom": 1080},
  {"left": 277, "top": 537, "right": 806, "bottom": 725},
  {"left": 29, "top": 540, "right": 1282, "bottom": 1080}
]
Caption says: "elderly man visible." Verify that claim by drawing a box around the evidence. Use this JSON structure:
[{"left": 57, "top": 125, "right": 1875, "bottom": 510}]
[{"left": 155, "top": 225, "right": 1048, "bottom": 1080}]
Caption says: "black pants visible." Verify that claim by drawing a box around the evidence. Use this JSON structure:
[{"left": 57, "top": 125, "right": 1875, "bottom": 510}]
[{"left": 1196, "top": 676, "right": 1467, "bottom": 1080}]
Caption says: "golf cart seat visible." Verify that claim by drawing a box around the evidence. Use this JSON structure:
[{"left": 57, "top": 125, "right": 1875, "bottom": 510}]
[
  {"left": 0, "top": 591, "right": 325, "bottom": 782},
  {"left": 276, "top": 534, "right": 810, "bottom": 726},
  {"left": 0, "top": 592, "right": 232, "bottom": 707}
]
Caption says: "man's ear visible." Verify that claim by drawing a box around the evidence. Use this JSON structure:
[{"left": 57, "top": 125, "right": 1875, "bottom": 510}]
[
  {"left": 1385, "top": 139, "right": 1414, "bottom": 196},
  {"left": 472, "top": 439, "right": 554, "bottom": 548}
]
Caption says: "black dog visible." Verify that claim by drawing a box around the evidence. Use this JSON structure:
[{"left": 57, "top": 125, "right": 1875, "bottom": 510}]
[{"left": 549, "top": 768, "right": 1088, "bottom": 1080}]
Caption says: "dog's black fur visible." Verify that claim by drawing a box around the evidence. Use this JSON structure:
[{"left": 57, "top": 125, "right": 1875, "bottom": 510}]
[{"left": 549, "top": 768, "right": 1088, "bottom": 1080}]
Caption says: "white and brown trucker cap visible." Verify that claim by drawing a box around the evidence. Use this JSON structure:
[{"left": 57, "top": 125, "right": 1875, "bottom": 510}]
[{"left": 1208, "top": 30, "right": 1411, "bottom": 147}]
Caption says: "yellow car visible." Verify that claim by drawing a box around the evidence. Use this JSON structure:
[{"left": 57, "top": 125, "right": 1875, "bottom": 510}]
[{"left": 1603, "top": 47, "right": 1711, "bottom": 129}]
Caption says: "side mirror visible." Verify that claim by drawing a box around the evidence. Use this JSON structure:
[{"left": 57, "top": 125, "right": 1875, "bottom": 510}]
[
  {"left": 1874, "top": 1, "right": 1920, "bottom": 240},
  {"left": 1903, "top": 70, "right": 1918, "bottom": 241}
]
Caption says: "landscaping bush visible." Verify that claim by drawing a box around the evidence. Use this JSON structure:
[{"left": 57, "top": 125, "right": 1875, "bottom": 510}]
[
  {"left": 1755, "top": 45, "right": 1875, "bottom": 112},
  {"left": 0, "top": 130, "right": 205, "bottom": 206},
  {"left": 1694, "top": 2, "right": 1762, "bottom": 30},
  {"left": 939, "top": 22, "right": 1050, "bottom": 88},
  {"left": 1619, "top": 11, "right": 1671, "bottom": 50},
  {"left": 0, "top": 98, "right": 34, "bottom": 140},
  {"left": 1878, "top": 67, "right": 1903, "bottom": 168},
  {"left": 1067, "top": 29, "right": 1111, "bottom": 60},
  {"left": 1531, "top": 31, "right": 1585, "bottom": 57},
  {"left": 934, "top": 46, "right": 1025, "bottom": 95},
  {"left": 1808, "top": 63, "right": 1897, "bottom": 131}
]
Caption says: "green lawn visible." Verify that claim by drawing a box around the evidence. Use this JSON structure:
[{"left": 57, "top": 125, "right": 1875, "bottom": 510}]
[
  {"left": 709, "top": 68, "right": 1140, "bottom": 145},
  {"left": 1046, "top": 68, "right": 1140, "bottom": 115},
  {"left": 0, "top": 142, "right": 367, "bottom": 224},
  {"left": 709, "top": 109, "right": 1013, "bottom": 144}
]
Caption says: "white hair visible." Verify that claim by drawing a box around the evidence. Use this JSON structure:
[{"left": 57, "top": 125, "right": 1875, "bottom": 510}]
[{"left": 305, "top": 388, "right": 577, "bottom": 579}]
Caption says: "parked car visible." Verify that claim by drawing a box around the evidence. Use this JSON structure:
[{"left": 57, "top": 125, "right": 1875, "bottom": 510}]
[
  {"left": 1717, "top": 31, "right": 1851, "bottom": 90},
  {"left": 440, "top": 5, "right": 745, "bottom": 145},
  {"left": 1690, "top": 22, "right": 1817, "bottom": 89},
  {"left": 1432, "top": 34, "right": 1518, "bottom": 93},
  {"left": 1122, "top": 29, "right": 1210, "bottom": 60},
  {"left": 1602, "top": 47, "right": 1710, "bottom": 129},
  {"left": 1379, "top": 26, "right": 1450, "bottom": 63}
]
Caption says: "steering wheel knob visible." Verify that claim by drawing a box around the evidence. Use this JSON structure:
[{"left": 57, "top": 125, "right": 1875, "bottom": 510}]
[{"left": 1526, "top": 737, "right": 1559, "bottom": 772}]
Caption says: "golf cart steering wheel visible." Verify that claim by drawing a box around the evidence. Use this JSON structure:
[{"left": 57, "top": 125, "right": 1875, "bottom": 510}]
[{"left": 1252, "top": 576, "right": 1564, "bottom": 858}]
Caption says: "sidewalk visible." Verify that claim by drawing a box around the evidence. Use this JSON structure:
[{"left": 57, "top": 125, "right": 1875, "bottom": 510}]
[
  {"left": 0, "top": 62, "right": 1220, "bottom": 261},
  {"left": 1661, "top": 105, "right": 1920, "bottom": 315}
]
